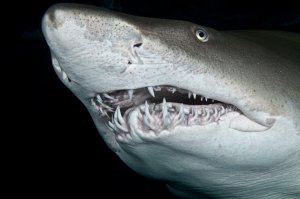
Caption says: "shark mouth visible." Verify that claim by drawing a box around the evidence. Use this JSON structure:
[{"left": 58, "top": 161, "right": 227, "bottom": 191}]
[{"left": 90, "top": 86, "right": 240, "bottom": 139}]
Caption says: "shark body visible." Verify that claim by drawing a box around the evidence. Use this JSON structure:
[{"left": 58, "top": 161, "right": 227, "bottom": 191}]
[{"left": 42, "top": 4, "right": 300, "bottom": 199}]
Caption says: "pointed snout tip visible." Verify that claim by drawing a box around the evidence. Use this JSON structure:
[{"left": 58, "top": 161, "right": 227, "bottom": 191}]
[{"left": 42, "top": 3, "right": 69, "bottom": 31}]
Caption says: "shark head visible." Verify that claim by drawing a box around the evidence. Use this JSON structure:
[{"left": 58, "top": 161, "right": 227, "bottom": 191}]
[{"left": 42, "top": 3, "right": 300, "bottom": 198}]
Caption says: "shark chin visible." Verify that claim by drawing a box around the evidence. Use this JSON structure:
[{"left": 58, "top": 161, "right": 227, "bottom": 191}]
[{"left": 42, "top": 3, "right": 300, "bottom": 199}]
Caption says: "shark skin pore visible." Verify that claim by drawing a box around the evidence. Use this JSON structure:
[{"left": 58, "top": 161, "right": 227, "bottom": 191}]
[{"left": 42, "top": 3, "right": 300, "bottom": 199}]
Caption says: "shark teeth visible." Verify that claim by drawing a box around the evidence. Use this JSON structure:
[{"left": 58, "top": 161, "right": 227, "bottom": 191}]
[
  {"left": 144, "top": 101, "right": 154, "bottom": 122},
  {"left": 128, "top": 89, "right": 133, "bottom": 100},
  {"left": 112, "top": 106, "right": 128, "bottom": 132},
  {"left": 103, "top": 93, "right": 114, "bottom": 100},
  {"left": 145, "top": 86, "right": 212, "bottom": 102},
  {"left": 134, "top": 98, "right": 234, "bottom": 134},
  {"left": 193, "top": 93, "right": 197, "bottom": 99},
  {"left": 52, "top": 61, "right": 71, "bottom": 82},
  {"left": 107, "top": 105, "right": 129, "bottom": 135},
  {"left": 96, "top": 94, "right": 103, "bottom": 103},
  {"left": 54, "top": 65, "right": 62, "bottom": 72},
  {"left": 94, "top": 86, "right": 214, "bottom": 104},
  {"left": 91, "top": 85, "right": 220, "bottom": 119},
  {"left": 162, "top": 98, "right": 169, "bottom": 128},
  {"left": 62, "top": 71, "right": 67, "bottom": 80},
  {"left": 143, "top": 101, "right": 155, "bottom": 130},
  {"left": 90, "top": 85, "right": 239, "bottom": 137},
  {"left": 147, "top": 86, "right": 155, "bottom": 97},
  {"left": 91, "top": 96, "right": 113, "bottom": 116}
]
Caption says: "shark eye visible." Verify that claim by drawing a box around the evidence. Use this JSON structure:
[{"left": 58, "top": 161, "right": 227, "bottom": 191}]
[{"left": 195, "top": 28, "right": 209, "bottom": 42}]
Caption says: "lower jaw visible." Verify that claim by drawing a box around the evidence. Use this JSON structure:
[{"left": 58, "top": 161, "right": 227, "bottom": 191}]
[{"left": 120, "top": 101, "right": 241, "bottom": 142}]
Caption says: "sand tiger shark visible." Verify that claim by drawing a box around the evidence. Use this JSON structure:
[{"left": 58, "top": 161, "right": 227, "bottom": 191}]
[{"left": 42, "top": 3, "right": 300, "bottom": 199}]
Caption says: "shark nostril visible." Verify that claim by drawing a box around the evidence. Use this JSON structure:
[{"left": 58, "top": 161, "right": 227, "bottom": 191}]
[
  {"left": 43, "top": 4, "right": 69, "bottom": 30},
  {"left": 48, "top": 11, "right": 56, "bottom": 24},
  {"left": 133, "top": 43, "right": 142, "bottom": 48}
]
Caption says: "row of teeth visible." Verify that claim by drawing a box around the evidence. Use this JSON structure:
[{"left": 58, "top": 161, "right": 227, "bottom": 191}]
[
  {"left": 147, "top": 86, "right": 213, "bottom": 101},
  {"left": 91, "top": 86, "right": 216, "bottom": 118},
  {"left": 91, "top": 86, "right": 214, "bottom": 117},
  {"left": 121, "top": 86, "right": 212, "bottom": 101},
  {"left": 54, "top": 63, "right": 70, "bottom": 82},
  {"left": 94, "top": 85, "right": 213, "bottom": 105},
  {"left": 106, "top": 98, "right": 236, "bottom": 136}
]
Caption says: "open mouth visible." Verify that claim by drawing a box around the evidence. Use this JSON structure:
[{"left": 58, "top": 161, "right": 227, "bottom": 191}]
[{"left": 90, "top": 86, "right": 240, "bottom": 137}]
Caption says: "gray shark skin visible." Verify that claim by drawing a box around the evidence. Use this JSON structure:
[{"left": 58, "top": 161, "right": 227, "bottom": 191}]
[{"left": 42, "top": 3, "right": 300, "bottom": 199}]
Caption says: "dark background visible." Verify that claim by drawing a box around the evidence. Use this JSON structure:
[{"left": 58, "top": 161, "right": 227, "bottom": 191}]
[{"left": 15, "top": 0, "right": 299, "bottom": 198}]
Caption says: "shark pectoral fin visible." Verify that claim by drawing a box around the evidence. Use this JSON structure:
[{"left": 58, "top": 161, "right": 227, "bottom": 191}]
[{"left": 229, "top": 114, "right": 270, "bottom": 132}]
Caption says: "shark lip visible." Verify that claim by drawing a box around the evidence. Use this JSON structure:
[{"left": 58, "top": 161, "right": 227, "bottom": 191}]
[{"left": 90, "top": 85, "right": 243, "bottom": 138}]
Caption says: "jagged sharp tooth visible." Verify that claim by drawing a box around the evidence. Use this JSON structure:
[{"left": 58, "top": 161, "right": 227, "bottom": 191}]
[
  {"left": 100, "top": 112, "right": 106, "bottom": 117},
  {"left": 179, "top": 103, "right": 184, "bottom": 116},
  {"left": 106, "top": 123, "right": 114, "bottom": 132},
  {"left": 128, "top": 89, "right": 133, "bottom": 100},
  {"left": 172, "top": 88, "right": 176, "bottom": 94},
  {"left": 162, "top": 98, "right": 168, "bottom": 113},
  {"left": 162, "top": 98, "right": 169, "bottom": 128},
  {"left": 213, "top": 107, "right": 219, "bottom": 118},
  {"left": 219, "top": 106, "right": 225, "bottom": 114},
  {"left": 100, "top": 101, "right": 113, "bottom": 111},
  {"left": 200, "top": 96, "right": 203, "bottom": 101},
  {"left": 204, "top": 109, "right": 210, "bottom": 120},
  {"left": 183, "top": 107, "right": 190, "bottom": 114},
  {"left": 193, "top": 93, "right": 197, "bottom": 99},
  {"left": 54, "top": 65, "right": 61, "bottom": 72},
  {"left": 106, "top": 108, "right": 114, "bottom": 113},
  {"left": 91, "top": 99, "right": 96, "bottom": 106},
  {"left": 103, "top": 93, "right": 114, "bottom": 100},
  {"left": 145, "top": 101, "right": 154, "bottom": 122},
  {"left": 116, "top": 106, "right": 126, "bottom": 126},
  {"left": 62, "top": 71, "right": 67, "bottom": 80},
  {"left": 173, "top": 103, "right": 185, "bottom": 126},
  {"left": 188, "top": 92, "right": 192, "bottom": 99},
  {"left": 96, "top": 94, "right": 103, "bottom": 103},
  {"left": 108, "top": 121, "right": 116, "bottom": 130},
  {"left": 194, "top": 109, "right": 199, "bottom": 118},
  {"left": 205, "top": 97, "right": 208, "bottom": 102},
  {"left": 114, "top": 108, "right": 128, "bottom": 132},
  {"left": 147, "top": 86, "right": 155, "bottom": 97},
  {"left": 190, "top": 108, "right": 198, "bottom": 122}
]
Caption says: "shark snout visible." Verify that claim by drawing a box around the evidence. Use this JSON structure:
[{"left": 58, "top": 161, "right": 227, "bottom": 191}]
[
  {"left": 42, "top": 4, "right": 69, "bottom": 31},
  {"left": 41, "top": 4, "right": 72, "bottom": 51}
]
